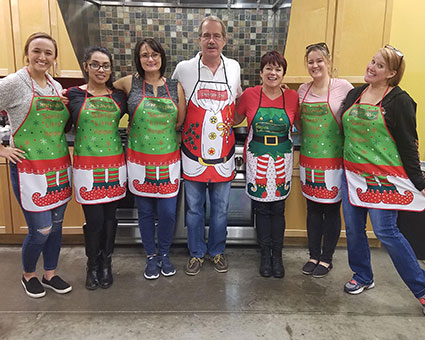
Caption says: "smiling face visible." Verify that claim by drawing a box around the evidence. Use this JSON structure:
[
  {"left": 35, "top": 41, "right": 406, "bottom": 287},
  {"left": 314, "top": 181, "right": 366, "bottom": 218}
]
[
  {"left": 260, "top": 62, "right": 284, "bottom": 89},
  {"left": 139, "top": 43, "right": 162, "bottom": 75},
  {"left": 364, "top": 51, "right": 397, "bottom": 86},
  {"left": 306, "top": 49, "right": 330, "bottom": 80},
  {"left": 26, "top": 38, "right": 56, "bottom": 75},
  {"left": 199, "top": 20, "right": 226, "bottom": 62},
  {"left": 84, "top": 51, "right": 112, "bottom": 86}
]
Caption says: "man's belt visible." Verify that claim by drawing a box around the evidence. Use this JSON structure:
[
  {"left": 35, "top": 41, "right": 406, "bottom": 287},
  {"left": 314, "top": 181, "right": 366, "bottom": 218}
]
[
  {"left": 181, "top": 143, "right": 235, "bottom": 166},
  {"left": 252, "top": 134, "right": 288, "bottom": 146}
]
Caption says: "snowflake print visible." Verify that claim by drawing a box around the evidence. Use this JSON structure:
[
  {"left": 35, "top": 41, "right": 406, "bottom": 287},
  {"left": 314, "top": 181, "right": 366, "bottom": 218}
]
[{"left": 40, "top": 138, "right": 47, "bottom": 145}]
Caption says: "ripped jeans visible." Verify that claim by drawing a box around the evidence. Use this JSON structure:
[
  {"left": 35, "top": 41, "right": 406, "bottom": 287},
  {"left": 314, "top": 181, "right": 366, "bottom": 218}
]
[{"left": 10, "top": 163, "right": 67, "bottom": 273}]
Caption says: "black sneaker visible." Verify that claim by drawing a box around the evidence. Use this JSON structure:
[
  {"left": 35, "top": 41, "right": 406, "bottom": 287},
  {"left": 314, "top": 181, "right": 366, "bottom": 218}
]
[
  {"left": 21, "top": 276, "right": 46, "bottom": 298},
  {"left": 302, "top": 260, "right": 318, "bottom": 275},
  {"left": 212, "top": 254, "right": 228, "bottom": 273},
  {"left": 41, "top": 275, "right": 72, "bottom": 294},
  {"left": 312, "top": 263, "right": 333, "bottom": 278}
]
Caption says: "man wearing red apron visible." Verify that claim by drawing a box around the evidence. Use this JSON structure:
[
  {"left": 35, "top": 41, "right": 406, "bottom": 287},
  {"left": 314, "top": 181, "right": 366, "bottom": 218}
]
[{"left": 172, "top": 16, "right": 242, "bottom": 275}]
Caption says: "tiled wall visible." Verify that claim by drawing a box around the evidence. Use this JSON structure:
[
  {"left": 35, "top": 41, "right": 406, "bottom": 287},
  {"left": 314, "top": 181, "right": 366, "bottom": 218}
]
[{"left": 99, "top": 6, "right": 290, "bottom": 89}]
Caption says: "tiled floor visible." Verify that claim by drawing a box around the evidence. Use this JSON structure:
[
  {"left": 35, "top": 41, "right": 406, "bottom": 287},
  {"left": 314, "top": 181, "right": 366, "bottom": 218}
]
[{"left": 0, "top": 245, "right": 424, "bottom": 339}]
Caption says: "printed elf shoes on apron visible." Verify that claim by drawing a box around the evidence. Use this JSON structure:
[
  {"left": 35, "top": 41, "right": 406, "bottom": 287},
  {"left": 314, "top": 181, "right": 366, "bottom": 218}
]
[
  {"left": 14, "top": 70, "right": 72, "bottom": 212},
  {"left": 127, "top": 80, "right": 180, "bottom": 198},
  {"left": 73, "top": 91, "right": 126, "bottom": 204},
  {"left": 343, "top": 86, "right": 425, "bottom": 211},
  {"left": 299, "top": 81, "right": 344, "bottom": 203}
]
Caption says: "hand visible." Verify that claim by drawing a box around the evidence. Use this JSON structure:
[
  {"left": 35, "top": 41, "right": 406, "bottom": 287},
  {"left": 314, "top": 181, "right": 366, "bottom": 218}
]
[
  {"left": 422, "top": 188, "right": 425, "bottom": 197},
  {"left": 0, "top": 146, "right": 26, "bottom": 164},
  {"left": 60, "top": 89, "right": 69, "bottom": 105}
]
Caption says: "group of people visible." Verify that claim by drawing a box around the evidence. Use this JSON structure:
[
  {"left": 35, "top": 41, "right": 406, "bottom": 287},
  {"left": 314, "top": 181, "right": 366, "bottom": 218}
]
[{"left": 0, "top": 15, "right": 424, "bottom": 315}]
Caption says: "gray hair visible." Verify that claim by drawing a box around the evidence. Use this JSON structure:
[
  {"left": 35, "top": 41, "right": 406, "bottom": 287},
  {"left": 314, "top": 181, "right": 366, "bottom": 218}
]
[{"left": 198, "top": 16, "right": 227, "bottom": 38}]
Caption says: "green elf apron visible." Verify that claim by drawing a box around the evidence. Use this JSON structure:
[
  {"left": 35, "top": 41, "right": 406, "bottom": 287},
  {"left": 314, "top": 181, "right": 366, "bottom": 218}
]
[
  {"left": 245, "top": 88, "right": 293, "bottom": 201},
  {"left": 13, "top": 70, "right": 71, "bottom": 212},
  {"left": 73, "top": 89, "right": 126, "bottom": 204},
  {"left": 127, "top": 79, "right": 180, "bottom": 198},
  {"left": 342, "top": 86, "right": 425, "bottom": 211},
  {"left": 299, "top": 80, "right": 344, "bottom": 203}
]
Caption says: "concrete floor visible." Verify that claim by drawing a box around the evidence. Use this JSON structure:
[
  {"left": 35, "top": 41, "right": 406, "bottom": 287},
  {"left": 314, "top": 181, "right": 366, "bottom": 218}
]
[{"left": 0, "top": 245, "right": 424, "bottom": 340}]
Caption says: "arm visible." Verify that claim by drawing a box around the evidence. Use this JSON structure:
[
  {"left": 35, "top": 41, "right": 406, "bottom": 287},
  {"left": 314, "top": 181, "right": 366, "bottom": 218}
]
[
  {"left": 175, "top": 82, "right": 186, "bottom": 130},
  {"left": 113, "top": 75, "right": 133, "bottom": 95},
  {"left": 386, "top": 93, "right": 425, "bottom": 192}
]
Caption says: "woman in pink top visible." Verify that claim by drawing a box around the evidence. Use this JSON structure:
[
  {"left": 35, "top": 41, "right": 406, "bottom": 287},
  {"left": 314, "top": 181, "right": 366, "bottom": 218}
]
[{"left": 297, "top": 43, "right": 353, "bottom": 278}]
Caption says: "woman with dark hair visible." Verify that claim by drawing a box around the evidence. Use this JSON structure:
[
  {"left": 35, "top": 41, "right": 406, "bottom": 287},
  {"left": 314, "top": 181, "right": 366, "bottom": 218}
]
[
  {"left": 341, "top": 46, "right": 425, "bottom": 315},
  {"left": 297, "top": 43, "right": 353, "bottom": 278},
  {"left": 114, "top": 38, "right": 186, "bottom": 280},
  {"left": 66, "top": 46, "right": 127, "bottom": 290},
  {"left": 234, "top": 50, "right": 299, "bottom": 278},
  {"left": 0, "top": 32, "right": 72, "bottom": 298}
]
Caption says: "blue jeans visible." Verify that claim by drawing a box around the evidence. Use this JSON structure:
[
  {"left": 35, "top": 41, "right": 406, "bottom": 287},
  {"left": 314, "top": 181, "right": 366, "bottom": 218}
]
[
  {"left": 135, "top": 195, "right": 177, "bottom": 256},
  {"left": 184, "top": 180, "right": 231, "bottom": 258},
  {"left": 10, "top": 163, "right": 67, "bottom": 273},
  {"left": 342, "top": 174, "right": 425, "bottom": 298}
]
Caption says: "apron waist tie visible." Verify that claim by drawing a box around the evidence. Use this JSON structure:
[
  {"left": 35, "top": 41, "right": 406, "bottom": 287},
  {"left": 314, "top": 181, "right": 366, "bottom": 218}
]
[
  {"left": 252, "top": 134, "right": 288, "bottom": 146},
  {"left": 181, "top": 143, "right": 235, "bottom": 166}
]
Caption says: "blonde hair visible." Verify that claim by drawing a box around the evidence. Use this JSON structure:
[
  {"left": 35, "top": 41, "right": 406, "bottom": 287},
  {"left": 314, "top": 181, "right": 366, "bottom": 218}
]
[
  {"left": 379, "top": 47, "right": 405, "bottom": 86},
  {"left": 305, "top": 43, "right": 332, "bottom": 77}
]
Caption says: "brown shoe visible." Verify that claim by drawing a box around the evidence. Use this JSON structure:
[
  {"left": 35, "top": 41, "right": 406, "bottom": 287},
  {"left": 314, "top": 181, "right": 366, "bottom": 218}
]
[
  {"left": 212, "top": 254, "right": 228, "bottom": 273},
  {"left": 185, "top": 257, "right": 204, "bottom": 276}
]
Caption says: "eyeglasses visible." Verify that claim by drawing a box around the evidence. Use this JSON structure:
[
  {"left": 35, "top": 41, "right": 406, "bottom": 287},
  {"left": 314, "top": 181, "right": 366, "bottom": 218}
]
[
  {"left": 88, "top": 62, "right": 111, "bottom": 71},
  {"left": 306, "top": 42, "right": 330, "bottom": 55},
  {"left": 200, "top": 33, "right": 224, "bottom": 41},
  {"left": 140, "top": 52, "right": 161, "bottom": 60}
]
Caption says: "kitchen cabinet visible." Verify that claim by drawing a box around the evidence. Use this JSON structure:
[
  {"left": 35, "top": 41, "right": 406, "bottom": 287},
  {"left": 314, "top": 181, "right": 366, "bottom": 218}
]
[
  {"left": 0, "top": 158, "right": 13, "bottom": 234},
  {"left": 9, "top": 0, "right": 82, "bottom": 77},
  {"left": 0, "top": 0, "right": 15, "bottom": 76},
  {"left": 284, "top": 0, "right": 393, "bottom": 84}
]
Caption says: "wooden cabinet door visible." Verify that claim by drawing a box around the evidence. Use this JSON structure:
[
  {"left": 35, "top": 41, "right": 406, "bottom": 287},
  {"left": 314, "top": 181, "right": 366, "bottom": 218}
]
[
  {"left": 284, "top": 0, "right": 337, "bottom": 84},
  {"left": 10, "top": 0, "right": 51, "bottom": 70},
  {"left": 332, "top": 0, "right": 393, "bottom": 82},
  {"left": 10, "top": 0, "right": 82, "bottom": 77},
  {"left": 0, "top": 161, "right": 13, "bottom": 234},
  {"left": 0, "top": 0, "right": 16, "bottom": 76},
  {"left": 49, "top": 0, "right": 82, "bottom": 78}
]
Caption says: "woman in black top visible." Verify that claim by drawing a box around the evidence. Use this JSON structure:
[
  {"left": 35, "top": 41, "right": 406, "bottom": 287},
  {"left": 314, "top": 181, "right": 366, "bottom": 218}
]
[{"left": 67, "top": 46, "right": 127, "bottom": 290}]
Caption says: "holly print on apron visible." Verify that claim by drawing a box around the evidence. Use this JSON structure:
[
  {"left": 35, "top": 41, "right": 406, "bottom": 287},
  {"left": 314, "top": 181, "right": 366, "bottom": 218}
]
[
  {"left": 245, "top": 89, "right": 293, "bottom": 201},
  {"left": 127, "top": 80, "right": 180, "bottom": 198},
  {"left": 73, "top": 91, "right": 126, "bottom": 204},
  {"left": 299, "top": 81, "right": 344, "bottom": 203},
  {"left": 181, "top": 56, "right": 235, "bottom": 182},
  {"left": 343, "top": 87, "right": 425, "bottom": 211},
  {"left": 13, "top": 71, "right": 72, "bottom": 212}
]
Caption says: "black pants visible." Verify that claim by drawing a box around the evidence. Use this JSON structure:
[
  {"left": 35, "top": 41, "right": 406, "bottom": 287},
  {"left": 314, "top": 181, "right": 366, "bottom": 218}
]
[
  {"left": 82, "top": 201, "right": 119, "bottom": 233},
  {"left": 306, "top": 199, "right": 341, "bottom": 264},
  {"left": 253, "top": 199, "right": 285, "bottom": 250}
]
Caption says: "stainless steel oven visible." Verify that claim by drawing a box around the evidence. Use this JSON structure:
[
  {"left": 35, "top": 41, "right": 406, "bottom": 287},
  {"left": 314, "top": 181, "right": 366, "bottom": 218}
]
[{"left": 114, "top": 132, "right": 257, "bottom": 245}]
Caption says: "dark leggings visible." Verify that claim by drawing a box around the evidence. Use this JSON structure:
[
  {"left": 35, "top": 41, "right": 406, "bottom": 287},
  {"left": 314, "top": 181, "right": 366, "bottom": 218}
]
[
  {"left": 82, "top": 201, "right": 119, "bottom": 233},
  {"left": 306, "top": 199, "right": 341, "bottom": 264},
  {"left": 253, "top": 199, "right": 286, "bottom": 250}
]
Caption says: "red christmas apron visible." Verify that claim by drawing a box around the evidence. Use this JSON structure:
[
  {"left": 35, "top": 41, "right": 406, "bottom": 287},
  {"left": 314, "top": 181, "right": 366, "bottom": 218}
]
[
  {"left": 73, "top": 90, "right": 126, "bottom": 204},
  {"left": 342, "top": 86, "right": 425, "bottom": 211},
  {"left": 13, "top": 70, "right": 72, "bottom": 212},
  {"left": 181, "top": 56, "right": 235, "bottom": 182},
  {"left": 127, "top": 80, "right": 180, "bottom": 198},
  {"left": 299, "top": 81, "right": 344, "bottom": 203}
]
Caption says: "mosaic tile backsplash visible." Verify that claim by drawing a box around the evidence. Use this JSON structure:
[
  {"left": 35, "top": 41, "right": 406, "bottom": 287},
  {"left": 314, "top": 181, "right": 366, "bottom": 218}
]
[{"left": 99, "top": 6, "right": 290, "bottom": 89}]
